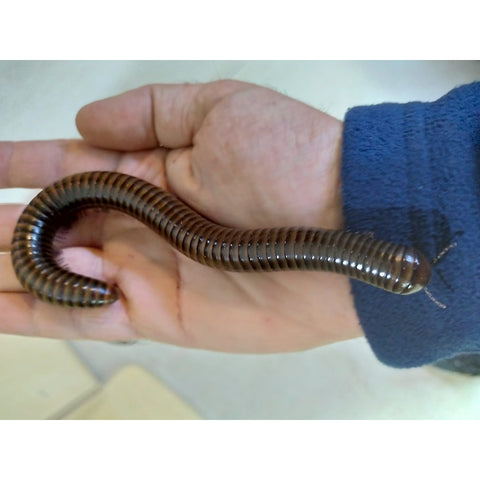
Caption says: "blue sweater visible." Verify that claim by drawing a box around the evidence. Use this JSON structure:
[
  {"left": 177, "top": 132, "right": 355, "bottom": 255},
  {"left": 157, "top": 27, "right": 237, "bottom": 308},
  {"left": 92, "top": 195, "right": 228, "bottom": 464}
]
[{"left": 341, "top": 82, "right": 480, "bottom": 368}]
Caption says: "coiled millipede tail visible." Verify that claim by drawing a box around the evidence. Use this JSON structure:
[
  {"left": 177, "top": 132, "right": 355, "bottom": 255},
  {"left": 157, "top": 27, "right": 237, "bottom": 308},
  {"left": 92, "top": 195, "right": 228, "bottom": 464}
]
[{"left": 11, "top": 171, "right": 432, "bottom": 308}]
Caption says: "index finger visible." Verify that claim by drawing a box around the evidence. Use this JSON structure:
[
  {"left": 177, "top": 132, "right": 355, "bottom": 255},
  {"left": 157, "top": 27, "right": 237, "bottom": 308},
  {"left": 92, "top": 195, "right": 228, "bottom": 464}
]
[{"left": 0, "top": 139, "right": 120, "bottom": 188}]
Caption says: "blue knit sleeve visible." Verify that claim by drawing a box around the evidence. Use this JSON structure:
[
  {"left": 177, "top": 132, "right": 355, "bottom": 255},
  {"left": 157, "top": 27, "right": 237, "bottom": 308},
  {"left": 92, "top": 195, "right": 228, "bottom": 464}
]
[{"left": 341, "top": 82, "right": 480, "bottom": 368}]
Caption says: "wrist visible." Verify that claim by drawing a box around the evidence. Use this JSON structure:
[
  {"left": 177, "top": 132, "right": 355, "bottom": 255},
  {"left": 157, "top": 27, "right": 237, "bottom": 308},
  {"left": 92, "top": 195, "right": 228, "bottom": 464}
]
[{"left": 313, "top": 113, "right": 345, "bottom": 231}]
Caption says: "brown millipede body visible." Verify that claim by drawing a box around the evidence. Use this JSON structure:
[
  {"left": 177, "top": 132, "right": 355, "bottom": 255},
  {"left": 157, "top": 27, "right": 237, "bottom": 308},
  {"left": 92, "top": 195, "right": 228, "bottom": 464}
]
[{"left": 11, "top": 171, "right": 432, "bottom": 307}]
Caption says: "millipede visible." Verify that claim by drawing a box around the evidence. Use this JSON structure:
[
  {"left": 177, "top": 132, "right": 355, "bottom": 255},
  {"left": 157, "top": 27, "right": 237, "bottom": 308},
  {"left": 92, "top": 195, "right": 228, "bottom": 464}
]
[{"left": 10, "top": 171, "right": 432, "bottom": 307}]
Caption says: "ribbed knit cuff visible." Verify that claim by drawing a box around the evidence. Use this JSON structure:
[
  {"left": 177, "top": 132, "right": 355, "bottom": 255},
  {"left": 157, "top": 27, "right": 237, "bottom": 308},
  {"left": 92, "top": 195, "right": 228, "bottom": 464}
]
[{"left": 341, "top": 82, "right": 480, "bottom": 367}]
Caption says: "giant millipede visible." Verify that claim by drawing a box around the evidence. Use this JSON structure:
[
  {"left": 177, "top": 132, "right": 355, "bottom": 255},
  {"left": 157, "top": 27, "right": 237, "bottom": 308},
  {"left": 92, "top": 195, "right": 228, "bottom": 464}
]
[{"left": 11, "top": 171, "right": 432, "bottom": 307}]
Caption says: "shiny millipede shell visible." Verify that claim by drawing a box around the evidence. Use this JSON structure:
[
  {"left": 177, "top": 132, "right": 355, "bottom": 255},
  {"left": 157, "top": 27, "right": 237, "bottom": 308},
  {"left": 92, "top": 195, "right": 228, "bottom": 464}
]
[{"left": 11, "top": 171, "right": 431, "bottom": 307}]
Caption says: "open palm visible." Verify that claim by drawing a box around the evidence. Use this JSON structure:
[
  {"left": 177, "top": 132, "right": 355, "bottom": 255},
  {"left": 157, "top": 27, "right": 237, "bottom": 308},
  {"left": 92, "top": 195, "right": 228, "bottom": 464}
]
[{"left": 0, "top": 80, "right": 361, "bottom": 352}]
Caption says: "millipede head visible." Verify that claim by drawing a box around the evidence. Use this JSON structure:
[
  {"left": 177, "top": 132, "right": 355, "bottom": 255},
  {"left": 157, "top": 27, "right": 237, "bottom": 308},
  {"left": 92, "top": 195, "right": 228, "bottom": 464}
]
[{"left": 401, "top": 249, "right": 432, "bottom": 295}]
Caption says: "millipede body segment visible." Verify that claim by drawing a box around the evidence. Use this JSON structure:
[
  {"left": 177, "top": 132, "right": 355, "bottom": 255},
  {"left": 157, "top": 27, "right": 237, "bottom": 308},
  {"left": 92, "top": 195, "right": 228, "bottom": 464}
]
[{"left": 11, "top": 171, "right": 432, "bottom": 307}]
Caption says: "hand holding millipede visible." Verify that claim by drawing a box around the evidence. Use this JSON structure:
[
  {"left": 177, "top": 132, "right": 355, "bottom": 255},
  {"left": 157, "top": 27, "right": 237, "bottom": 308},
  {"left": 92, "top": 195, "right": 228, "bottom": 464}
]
[{"left": 1, "top": 80, "right": 410, "bottom": 348}]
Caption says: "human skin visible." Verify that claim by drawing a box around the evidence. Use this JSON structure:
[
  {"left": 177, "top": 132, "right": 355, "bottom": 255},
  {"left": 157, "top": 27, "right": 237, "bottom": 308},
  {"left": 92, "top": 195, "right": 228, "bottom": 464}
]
[{"left": 0, "top": 79, "right": 362, "bottom": 352}]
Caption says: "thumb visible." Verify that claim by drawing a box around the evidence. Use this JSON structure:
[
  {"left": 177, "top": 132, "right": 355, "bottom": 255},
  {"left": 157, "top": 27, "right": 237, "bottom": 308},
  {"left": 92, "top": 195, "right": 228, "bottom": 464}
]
[{"left": 75, "top": 80, "right": 250, "bottom": 151}]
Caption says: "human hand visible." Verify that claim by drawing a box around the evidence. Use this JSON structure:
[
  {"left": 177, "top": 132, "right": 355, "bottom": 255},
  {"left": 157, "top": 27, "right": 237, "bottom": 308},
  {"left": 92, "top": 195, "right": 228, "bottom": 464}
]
[{"left": 0, "top": 80, "right": 362, "bottom": 351}]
